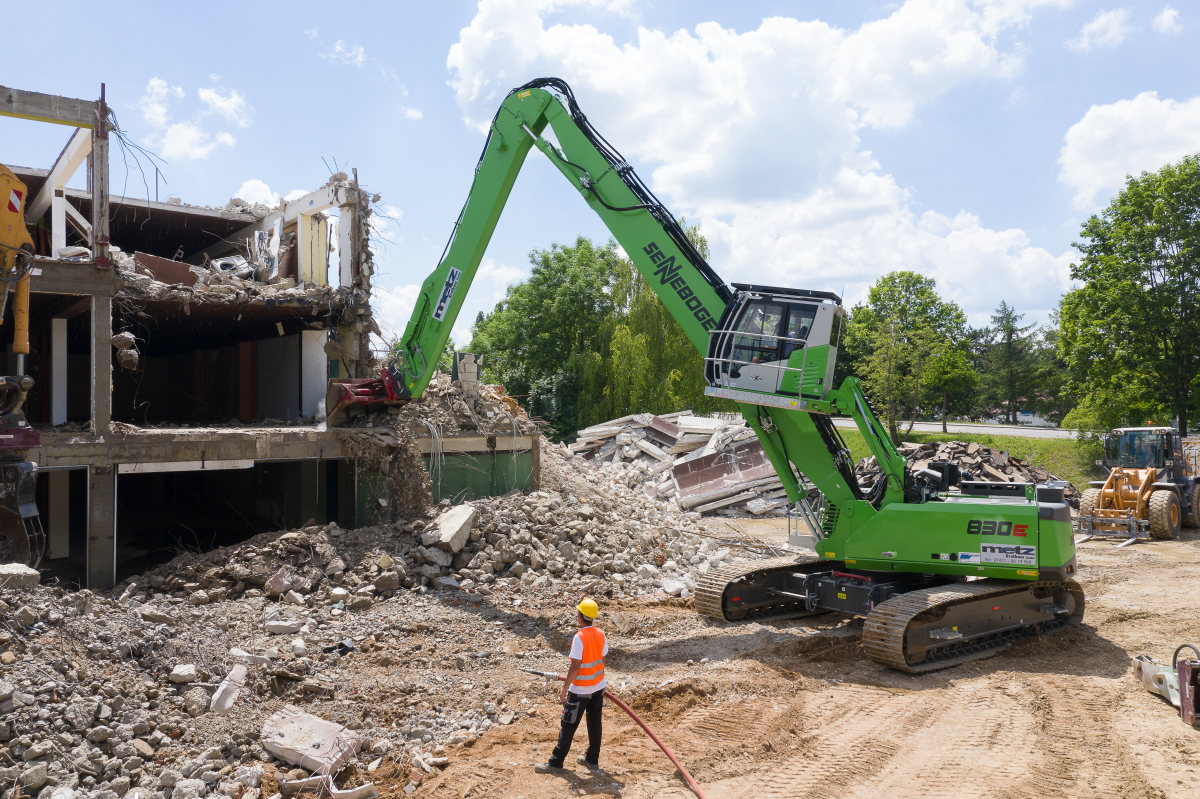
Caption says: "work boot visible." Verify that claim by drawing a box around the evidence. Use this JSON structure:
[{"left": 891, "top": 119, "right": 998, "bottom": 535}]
[
  {"left": 534, "top": 762, "right": 564, "bottom": 774},
  {"left": 576, "top": 755, "right": 600, "bottom": 771}
]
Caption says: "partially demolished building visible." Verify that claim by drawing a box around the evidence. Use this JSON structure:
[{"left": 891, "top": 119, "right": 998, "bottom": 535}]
[{"left": 1, "top": 84, "right": 540, "bottom": 590}]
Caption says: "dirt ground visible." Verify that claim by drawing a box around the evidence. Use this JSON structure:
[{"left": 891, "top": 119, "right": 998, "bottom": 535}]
[{"left": 389, "top": 521, "right": 1200, "bottom": 799}]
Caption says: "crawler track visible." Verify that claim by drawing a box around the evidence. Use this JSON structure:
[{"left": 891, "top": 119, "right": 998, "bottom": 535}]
[
  {"left": 862, "top": 580, "right": 1086, "bottom": 673},
  {"left": 695, "top": 554, "right": 827, "bottom": 622}
]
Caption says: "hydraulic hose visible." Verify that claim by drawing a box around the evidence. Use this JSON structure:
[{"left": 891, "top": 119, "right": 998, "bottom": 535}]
[{"left": 522, "top": 668, "right": 708, "bottom": 799}]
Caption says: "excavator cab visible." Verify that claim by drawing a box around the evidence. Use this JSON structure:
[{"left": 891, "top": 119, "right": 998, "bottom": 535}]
[{"left": 705, "top": 285, "right": 844, "bottom": 404}]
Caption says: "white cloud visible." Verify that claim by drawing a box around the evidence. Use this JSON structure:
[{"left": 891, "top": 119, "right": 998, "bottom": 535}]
[
  {"left": 158, "top": 121, "right": 231, "bottom": 162},
  {"left": 1058, "top": 91, "right": 1200, "bottom": 210},
  {"left": 372, "top": 283, "right": 422, "bottom": 348},
  {"left": 1065, "top": 9, "right": 1131, "bottom": 52},
  {"left": 198, "top": 87, "right": 251, "bottom": 127},
  {"left": 445, "top": 0, "right": 1073, "bottom": 320},
  {"left": 138, "top": 77, "right": 246, "bottom": 162},
  {"left": 405, "top": 108, "right": 424, "bottom": 120},
  {"left": 235, "top": 179, "right": 279, "bottom": 205},
  {"left": 323, "top": 40, "right": 366, "bottom": 66},
  {"left": 139, "top": 78, "right": 183, "bottom": 128},
  {"left": 372, "top": 205, "right": 404, "bottom": 238},
  {"left": 305, "top": 27, "right": 318, "bottom": 39},
  {"left": 283, "top": 189, "right": 309, "bottom": 202},
  {"left": 1152, "top": 6, "right": 1181, "bottom": 34}
]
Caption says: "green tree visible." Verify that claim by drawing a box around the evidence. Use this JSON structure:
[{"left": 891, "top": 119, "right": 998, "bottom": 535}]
[
  {"left": 980, "top": 301, "right": 1036, "bottom": 424},
  {"left": 469, "top": 236, "right": 621, "bottom": 433},
  {"left": 924, "top": 344, "right": 977, "bottom": 433},
  {"left": 849, "top": 272, "right": 967, "bottom": 441},
  {"left": 470, "top": 224, "right": 731, "bottom": 439},
  {"left": 1059, "top": 153, "right": 1200, "bottom": 435}
]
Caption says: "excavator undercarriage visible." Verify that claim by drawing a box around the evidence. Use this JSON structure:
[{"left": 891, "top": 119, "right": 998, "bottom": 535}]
[{"left": 697, "top": 556, "right": 1084, "bottom": 672}]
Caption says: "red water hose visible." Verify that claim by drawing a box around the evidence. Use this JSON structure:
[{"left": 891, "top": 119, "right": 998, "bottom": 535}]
[{"left": 523, "top": 669, "right": 708, "bottom": 799}]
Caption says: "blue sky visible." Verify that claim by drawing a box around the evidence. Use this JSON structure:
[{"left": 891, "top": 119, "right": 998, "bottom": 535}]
[{"left": 3, "top": 0, "right": 1197, "bottom": 347}]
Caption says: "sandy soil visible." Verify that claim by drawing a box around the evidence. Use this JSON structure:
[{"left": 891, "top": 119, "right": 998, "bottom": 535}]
[{"left": 385, "top": 523, "right": 1200, "bottom": 799}]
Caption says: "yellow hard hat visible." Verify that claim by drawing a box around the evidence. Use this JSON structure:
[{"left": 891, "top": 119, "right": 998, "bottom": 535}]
[{"left": 576, "top": 598, "right": 599, "bottom": 619}]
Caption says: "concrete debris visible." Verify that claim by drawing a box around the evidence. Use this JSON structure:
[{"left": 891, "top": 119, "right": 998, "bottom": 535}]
[
  {"left": 855, "top": 440, "right": 1081, "bottom": 506},
  {"left": 341, "top": 372, "right": 536, "bottom": 437},
  {"left": 110, "top": 332, "right": 137, "bottom": 350},
  {"left": 261, "top": 705, "right": 360, "bottom": 773},
  {"left": 0, "top": 563, "right": 39, "bottom": 590},
  {"left": 169, "top": 664, "right": 199, "bottom": 683},
  {"left": 420, "top": 504, "right": 477, "bottom": 553},
  {"left": 210, "top": 664, "right": 248, "bottom": 715},
  {"left": 567, "top": 412, "right": 811, "bottom": 517}
]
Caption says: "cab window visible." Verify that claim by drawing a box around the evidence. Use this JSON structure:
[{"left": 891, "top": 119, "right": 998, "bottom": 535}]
[{"left": 731, "top": 301, "right": 784, "bottom": 365}]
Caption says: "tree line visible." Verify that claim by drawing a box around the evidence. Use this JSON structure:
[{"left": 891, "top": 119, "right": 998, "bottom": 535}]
[{"left": 462, "top": 153, "right": 1200, "bottom": 441}]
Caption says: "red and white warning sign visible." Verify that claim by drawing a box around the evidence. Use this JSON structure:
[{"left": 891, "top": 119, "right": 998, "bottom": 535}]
[{"left": 6, "top": 189, "right": 23, "bottom": 214}]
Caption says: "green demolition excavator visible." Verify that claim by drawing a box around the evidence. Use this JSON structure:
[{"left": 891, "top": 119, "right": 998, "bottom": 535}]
[{"left": 382, "top": 78, "right": 1084, "bottom": 672}]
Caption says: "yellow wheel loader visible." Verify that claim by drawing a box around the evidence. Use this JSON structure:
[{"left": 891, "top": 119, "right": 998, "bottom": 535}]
[{"left": 1076, "top": 427, "right": 1198, "bottom": 547}]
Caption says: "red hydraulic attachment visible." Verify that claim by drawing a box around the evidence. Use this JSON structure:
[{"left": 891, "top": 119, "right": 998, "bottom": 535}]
[
  {"left": 522, "top": 668, "right": 708, "bottom": 799},
  {"left": 325, "top": 367, "right": 407, "bottom": 427}
]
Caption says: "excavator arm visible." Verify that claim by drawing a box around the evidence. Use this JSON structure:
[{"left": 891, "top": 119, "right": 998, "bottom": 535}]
[
  {"left": 393, "top": 78, "right": 728, "bottom": 397},
  {"left": 388, "top": 78, "right": 908, "bottom": 535}
]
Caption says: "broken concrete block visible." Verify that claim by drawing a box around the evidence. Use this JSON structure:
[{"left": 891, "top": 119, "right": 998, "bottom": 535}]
[
  {"left": 283, "top": 590, "right": 306, "bottom": 606},
  {"left": 421, "top": 504, "right": 477, "bottom": 553},
  {"left": 662, "top": 579, "right": 686, "bottom": 596},
  {"left": 329, "top": 588, "right": 350, "bottom": 604},
  {"left": 211, "top": 664, "right": 248, "bottom": 715},
  {"left": 183, "top": 686, "right": 210, "bottom": 717},
  {"left": 13, "top": 606, "right": 37, "bottom": 626},
  {"left": 0, "top": 564, "right": 38, "bottom": 591},
  {"left": 417, "top": 546, "right": 452, "bottom": 568},
  {"left": 261, "top": 704, "right": 360, "bottom": 774},
  {"left": 230, "top": 648, "right": 272, "bottom": 665},
  {"left": 265, "top": 619, "right": 304, "bottom": 635},
  {"left": 169, "top": 664, "right": 199, "bottom": 683}
]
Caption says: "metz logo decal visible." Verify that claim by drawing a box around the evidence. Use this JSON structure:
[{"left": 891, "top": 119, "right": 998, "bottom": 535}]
[
  {"left": 966, "top": 520, "right": 1029, "bottom": 537},
  {"left": 432, "top": 267, "right": 462, "bottom": 322},
  {"left": 980, "top": 544, "right": 1036, "bottom": 566},
  {"left": 643, "top": 242, "right": 716, "bottom": 331}
]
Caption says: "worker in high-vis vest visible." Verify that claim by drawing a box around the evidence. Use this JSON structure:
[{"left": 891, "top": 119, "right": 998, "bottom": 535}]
[{"left": 535, "top": 598, "right": 608, "bottom": 773}]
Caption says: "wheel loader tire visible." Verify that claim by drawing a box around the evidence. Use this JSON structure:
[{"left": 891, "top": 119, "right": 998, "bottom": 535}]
[
  {"left": 1185, "top": 484, "right": 1200, "bottom": 528},
  {"left": 1079, "top": 488, "right": 1101, "bottom": 519},
  {"left": 1148, "top": 490, "right": 1181, "bottom": 540}
]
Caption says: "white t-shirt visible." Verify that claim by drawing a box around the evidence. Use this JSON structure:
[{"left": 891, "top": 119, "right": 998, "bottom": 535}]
[{"left": 568, "top": 628, "right": 609, "bottom": 693}]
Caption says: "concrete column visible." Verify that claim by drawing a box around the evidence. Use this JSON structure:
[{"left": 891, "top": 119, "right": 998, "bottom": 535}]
[
  {"left": 92, "top": 296, "right": 111, "bottom": 435},
  {"left": 91, "top": 99, "right": 111, "bottom": 269},
  {"left": 51, "top": 193, "right": 67, "bottom": 258},
  {"left": 47, "top": 471, "right": 70, "bottom": 559},
  {"left": 51, "top": 318, "right": 67, "bottom": 425},
  {"left": 300, "top": 330, "right": 328, "bottom": 418},
  {"left": 87, "top": 465, "right": 116, "bottom": 589}
]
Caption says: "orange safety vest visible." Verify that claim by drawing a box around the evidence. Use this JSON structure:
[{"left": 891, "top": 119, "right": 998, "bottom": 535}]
[{"left": 573, "top": 626, "right": 606, "bottom": 689}]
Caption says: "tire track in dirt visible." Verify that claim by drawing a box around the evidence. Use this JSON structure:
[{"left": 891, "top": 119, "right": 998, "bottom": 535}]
[
  {"left": 841, "top": 681, "right": 1040, "bottom": 799},
  {"left": 993, "top": 680, "right": 1163, "bottom": 799},
  {"left": 691, "top": 686, "right": 941, "bottom": 799}
]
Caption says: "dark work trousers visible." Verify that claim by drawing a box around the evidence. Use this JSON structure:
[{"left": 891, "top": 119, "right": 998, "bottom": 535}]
[{"left": 549, "top": 689, "right": 604, "bottom": 767}]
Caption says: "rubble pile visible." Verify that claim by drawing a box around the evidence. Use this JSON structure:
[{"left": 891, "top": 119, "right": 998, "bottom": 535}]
[
  {"left": 0, "top": 560, "right": 677, "bottom": 799},
  {"left": 567, "top": 413, "right": 806, "bottom": 517},
  {"left": 855, "top": 440, "right": 1082, "bottom": 506},
  {"left": 113, "top": 254, "right": 366, "bottom": 316},
  {"left": 342, "top": 373, "right": 538, "bottom": 438}
]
